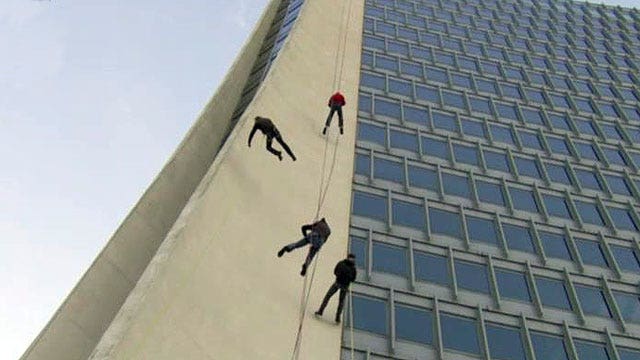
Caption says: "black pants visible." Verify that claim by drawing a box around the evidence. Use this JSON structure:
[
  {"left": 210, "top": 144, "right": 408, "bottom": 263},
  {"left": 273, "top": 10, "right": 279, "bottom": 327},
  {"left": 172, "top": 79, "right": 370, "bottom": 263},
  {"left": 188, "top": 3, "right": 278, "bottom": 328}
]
[
  {"left": 266, "top": 132, "right": 296, "bottom": 160},
  {"left": 325, "top": 105, "right": 344, "bottom": 128},
  {"left": 283, "top": 234, "right": 324, "bottom": 268},
  {"left": 317, "top": 282, "right": 348, "bottom": 320}
]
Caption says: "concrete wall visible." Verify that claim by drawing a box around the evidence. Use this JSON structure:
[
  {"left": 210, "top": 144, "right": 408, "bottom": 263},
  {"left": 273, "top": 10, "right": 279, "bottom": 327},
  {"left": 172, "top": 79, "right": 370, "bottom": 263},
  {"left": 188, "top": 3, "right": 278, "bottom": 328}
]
[
  {"left": 89, "top": 0, "right": 364, "bottom": 358},
  {"left": 20, "top": 2, "right": 285, "bottom": 359}
]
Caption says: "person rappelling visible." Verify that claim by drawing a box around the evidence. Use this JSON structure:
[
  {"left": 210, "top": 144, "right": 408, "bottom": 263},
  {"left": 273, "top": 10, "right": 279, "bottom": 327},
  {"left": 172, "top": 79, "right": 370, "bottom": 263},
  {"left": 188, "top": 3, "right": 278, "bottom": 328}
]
[
  {"left": 322, "top": 91, "right": 346, "bottom": 135},
  {"left": 314, "top": 254, "right": 357, "bottom": 324},
  {"left": 248, "top": 116, "right": 297, "bottom": 161},
  {"left": 277, "top": 218, "right": 331, "bottom": 276}
]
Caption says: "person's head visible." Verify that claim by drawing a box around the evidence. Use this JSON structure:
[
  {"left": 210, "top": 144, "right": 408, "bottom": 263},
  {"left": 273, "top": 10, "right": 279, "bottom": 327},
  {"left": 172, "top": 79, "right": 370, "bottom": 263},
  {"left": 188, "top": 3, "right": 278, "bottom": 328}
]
[{"left": 347, "top": 253, "right": 356, "bottom": 263}]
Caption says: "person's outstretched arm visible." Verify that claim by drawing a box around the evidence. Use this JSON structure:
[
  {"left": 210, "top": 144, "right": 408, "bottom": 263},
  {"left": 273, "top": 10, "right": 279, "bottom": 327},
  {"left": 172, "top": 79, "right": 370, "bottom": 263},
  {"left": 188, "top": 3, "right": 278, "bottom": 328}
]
[
  {"left": 301, "top": 224, "right": 312, "bottom": 236},
  {"left": 248, "top": 125, "right": 258, "bottom": 147}
]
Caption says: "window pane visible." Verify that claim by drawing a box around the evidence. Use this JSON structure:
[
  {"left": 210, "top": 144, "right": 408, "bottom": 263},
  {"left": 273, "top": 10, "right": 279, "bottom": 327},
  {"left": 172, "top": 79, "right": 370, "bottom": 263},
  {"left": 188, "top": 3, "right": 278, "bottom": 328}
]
[
  {"left": 509, "top": 187, "right": 539, "bottom": 213},
  {"left": 461, "top": 119, "right": 486, "bottom": 138},
  {"left": 466, "top": 216, "right": 498, "bottom": 245},
  {"left": 491, "top": 124, "right": 516, "bottom": 145},
  {"left": 374, "top": 158, "right": 404, "bottom": 183},
  {"left": 408, "top": 165, "right": 438, "bottom": 192},
  {"left": 543, "top": 194, "right": 573, "bottom": 220},
  {"left": 372, "top": 242, "right": 407, "bottom": 276},
  {"left": 496, "top": 269, "right": 531, "bottom": 302},
  {"left": 353, "top": 191, "right": 387, "bottom": 221},
  {"left": 545, "top": 163, "right": 573, "bottom": 186},
  {"left": 355, "top": 153, "right": 369, "bottom": 176},
  {"left": 358, "top": 122, "right": 386, "bottom": 146},
  {"left": 484, "top": 150, "right": 511, "bottom": 173},
  {"left": 531, "top": 332, "right": 569, "bottom": 360},
  {"left": 422, "top": 137, "right": 450, "bottom": 160},
  {"left": 539, "top": 231, "right": 572, "bottom": 261},
  {"left": 390, "top": 130, "right": 419, "bottom": 152},
  {"left": 547, "top": 137, "right": 571, "bottom": 155},
  {"left": 433, "top": 111, "right": 458, "bottom": 131},
  {"left": 395, "top": 305, "right": 434, "bottom": 345},
  {"left": 442, "top": 173, "right": 471, "bottom": 199},
  {"left": 351, "top": 295, "right": 388, "bottom": 335},
  {"left": 453, "top": 144, "right": 479, "bottom": 166},
  {"left": 476, "top": 180, "right": 505, "bottom": 206},
  {"left": 519, "top": 131, "right": 543, "bottom": 150},
  {"left": 575, "top": 285, "right": 611, "bottom": 318},
  {"left": 392, "top": 199, "right": 424, "bottom": 230},
  {"left": 415, "top": 252, "right": 449, "bottom": 286},
  {"left": 429, "top": 207, "right": 462, "bottom": 238},
  {"left": 574, "top": 340, "right": 611, "bottom": 360},
  {"left": 575, "top": 238, "right": 608, "bottom": 267},
  {"left": 515, "top": 157, "right": 542, "bottom": 179},
  {"left": 349, "top": 236, "right": 367, "bottom": 269},
  {"left": 575, "top": 169, "right": 602, "bottom": 191},
  {"left": 607, "top": 207, "right": 638, "bottom": 231},
  {"left": 575, "top": 142, "right": 600, "bottom": 161},
  {"left": 440, "top": 313, "right": 480, "bottom": 355},
  {"left": 574, "top": 200, "right": 605, "bottom": 226},
  {"left": 502, "top": 223, "right": 535, "bottom": 253},
  {"left": 618, "top": 348, "right": 640, "bottom": 360},
  {"left": 613, "top": 291, "right": 640, "bottom": 323},
  {"left": 535, "top": 276, "right": 572, "bottom": 310},
  {"left": 486, "top": 324, "right": 526, "bottom": 360},
  {"left": 604, "top": 174, "right": 631, "bottom": 196},
  {"left": 611, "top": 245, "right": 640, "bottom": 273},
  {"left": 455, "top": 260, "right": 489, "bottom": 294},
  {"left": 375, "top": 98, "right": 401, "bottom": 118}
]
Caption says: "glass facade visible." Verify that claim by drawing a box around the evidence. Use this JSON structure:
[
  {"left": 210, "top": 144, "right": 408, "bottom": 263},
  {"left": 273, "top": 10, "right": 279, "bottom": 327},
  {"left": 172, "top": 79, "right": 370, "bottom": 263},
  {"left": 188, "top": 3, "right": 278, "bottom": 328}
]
[{"left": 347, "top": 0, "right": 640, "bottom": 358}]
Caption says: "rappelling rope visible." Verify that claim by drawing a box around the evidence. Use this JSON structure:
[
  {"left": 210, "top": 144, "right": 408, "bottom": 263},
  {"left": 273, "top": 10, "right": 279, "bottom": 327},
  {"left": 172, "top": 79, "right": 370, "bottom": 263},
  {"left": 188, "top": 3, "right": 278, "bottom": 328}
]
[
  {"left": 291, "top": 251, "right": 321, "bottom": 360},
  {"left": 348, "top": 287, "right": 355, "bottom": 360}
]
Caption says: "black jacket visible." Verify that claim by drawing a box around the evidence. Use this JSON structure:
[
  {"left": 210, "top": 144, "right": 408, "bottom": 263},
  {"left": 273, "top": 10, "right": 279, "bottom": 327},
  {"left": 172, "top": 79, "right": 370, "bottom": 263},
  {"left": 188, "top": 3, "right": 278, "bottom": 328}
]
[
  {"left": 334, "top": 259, "right": 357, "bottom": 287},
  {"left": 301, "top": 219, "right": 331, "bottom": 239},
  {"left": 248, "top": 117, "right": 278, "bottom": 146}
]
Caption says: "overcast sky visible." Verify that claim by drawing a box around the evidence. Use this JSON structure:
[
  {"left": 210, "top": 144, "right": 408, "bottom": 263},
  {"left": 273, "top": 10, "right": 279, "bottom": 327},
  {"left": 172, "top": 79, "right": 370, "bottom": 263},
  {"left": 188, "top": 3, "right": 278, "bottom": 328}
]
[{"left": 0, "top": 0, "right": 637, "bottom": 359}]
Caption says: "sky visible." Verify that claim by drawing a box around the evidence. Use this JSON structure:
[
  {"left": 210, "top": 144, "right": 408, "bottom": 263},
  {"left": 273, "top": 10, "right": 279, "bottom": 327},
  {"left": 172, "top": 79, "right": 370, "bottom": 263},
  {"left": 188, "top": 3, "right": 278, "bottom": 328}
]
[{"left": 0, "top": 0, "right": 637, "bottom": 359}]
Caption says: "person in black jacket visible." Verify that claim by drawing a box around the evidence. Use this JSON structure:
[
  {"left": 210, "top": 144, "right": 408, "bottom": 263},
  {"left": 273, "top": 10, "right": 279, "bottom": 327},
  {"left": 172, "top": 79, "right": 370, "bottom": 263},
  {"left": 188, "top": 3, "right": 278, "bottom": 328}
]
[
  {"left": 248, "top": 116, "right": 296, "bottom": 161},
  {"left": 277, "top": 218, "right": 331, "bottom": 276},
  {"left": 314, "top": 254, "right": 357, "bottom": 323}
]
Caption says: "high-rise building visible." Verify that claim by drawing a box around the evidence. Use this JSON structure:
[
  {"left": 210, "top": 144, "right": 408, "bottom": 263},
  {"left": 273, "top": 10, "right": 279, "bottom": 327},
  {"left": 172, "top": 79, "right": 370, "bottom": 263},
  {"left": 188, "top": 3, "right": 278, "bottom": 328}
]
[{"left": 22, "top": 0, "right": 640, "bottom": 359}]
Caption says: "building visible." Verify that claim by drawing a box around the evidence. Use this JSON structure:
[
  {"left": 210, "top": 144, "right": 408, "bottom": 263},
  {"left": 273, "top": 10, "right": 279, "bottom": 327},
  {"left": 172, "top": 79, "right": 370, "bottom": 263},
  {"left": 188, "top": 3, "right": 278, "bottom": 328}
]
[{"left": 22, "top": 0, "right": 640, "bottom": 359}]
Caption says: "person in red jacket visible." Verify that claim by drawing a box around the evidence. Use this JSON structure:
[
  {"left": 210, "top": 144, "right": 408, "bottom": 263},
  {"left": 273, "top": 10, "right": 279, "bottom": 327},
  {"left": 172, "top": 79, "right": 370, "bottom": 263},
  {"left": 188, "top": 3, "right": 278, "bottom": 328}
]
[{"left": 323, "top": 91, "right": 346, "bottom": 135}]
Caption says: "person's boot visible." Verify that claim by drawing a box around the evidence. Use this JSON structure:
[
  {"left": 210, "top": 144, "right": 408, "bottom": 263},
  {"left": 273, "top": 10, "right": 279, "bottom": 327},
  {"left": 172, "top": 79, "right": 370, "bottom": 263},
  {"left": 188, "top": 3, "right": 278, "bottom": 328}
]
[
  {"left": 277, "top": 247, "right": 288, "bottom": 257},
  {"left": 322, "top": 127, "right": 327, "bottom": 135},
  {"left": 300, "top": 263, "right": 308, "bottom": 276},
  {"left": 277, "top": 153, "right": 283, "bottom": 161},
  {"left": 314, "top": 310, "right": 322, "bottom": 317},
  {"left": 291, "top": 154, "right": 297, "bottom": 161},
  {"left": 335, "top": 315, "right": 341, "bottom": 324},
  {"left": 340, "top": 127, "right": 344, "bottom": 135}
]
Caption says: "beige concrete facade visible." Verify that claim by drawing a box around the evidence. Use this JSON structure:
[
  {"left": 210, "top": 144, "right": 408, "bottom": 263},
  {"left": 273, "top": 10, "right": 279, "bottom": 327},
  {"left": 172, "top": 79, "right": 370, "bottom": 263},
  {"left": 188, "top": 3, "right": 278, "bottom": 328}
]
[{"left": 23, "top": 0, "right": 364, "bottom": 358}]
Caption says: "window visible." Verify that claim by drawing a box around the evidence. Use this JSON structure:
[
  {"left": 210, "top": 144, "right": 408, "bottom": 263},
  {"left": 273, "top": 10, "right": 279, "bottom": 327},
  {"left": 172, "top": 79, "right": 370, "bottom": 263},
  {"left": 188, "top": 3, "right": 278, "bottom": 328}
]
[
  {"left": 600, "top": 124, "right": 622, "bottom": 140},
  {"left": 453, "top": 144, "right": 479, "bottom": 166},
  {"left": 408, "top": 165, "right": 438, "bottom": 192},
  {"left": 515, "top": 157, "right": 542, "bottom": 179},
  {"left": 484, "top": 150, "right": 511, "bottom": 173},
  {"left": 455, "top": 260, "right": 490, "bottom": 294},
  {"left": 375, "top": 54, "right": 398, "bottom": 72},
  {"left": 469, "top": 97, "right": 492, "bottom": 115},
  {"left": 521, "top": 108, "right": 545, "bottom": 125},
  {"left": 442, "top": 173, "right": 471, "bottom": 199},
  {"left": 452, "top": 73, "right": 472, "bottom": 88},
  {"left": 429, "top": 207, "right": 463, "bottom": 238},
  {"left": 613, "top": 291, "right": 640, "bottom": 323},
  {"left": 575, "top": 142, "right": 600, "bottom": 161},
  {"left": 607, "top": 207, "right": 638, "bottom": 231},
  {"left": 442, "top": 90, "right": 466, "bottom": 110},
  {"left": 395, "top": 305, "right": 433, "bottom": 345},
  {"left": 604, "top": 174, "right": 632, "bottom": 196},
  {"left": 519, "top": 130, "right": 543, "bottom": 150},
  {"left": 426, "top": 67, "right": 448, "bottom": 84},
  {"left": 575, "top": 238, "right": 608, "bottom": 267},
  {"left": 509, "top": 187, "right": 539, "bottom": 213},
  {"left": 545, "top": 163, "right": 573, "bottom": 186},
  {"left": 415, "top": 252, "right": 450, "bottom": 286},
  {"left": 355, "top": 153, "right": 369, "bottom": 176},
  {"left": 539, "top": 230, "right": 573, "bottom": 261},
  {"left": 501, "top": 83, "right": 523, "bottom": 99},
  {"left": 502, "top": 223, "right": 536, "bottom": 253},
  {"left": 374, "top": 158, "right": 404, "bottom": 183},
  {"left": 349, "top": 236, "right": 367, "bottom": 269},
  {"left": 476, "top": 78, "right": 499, "bottom": 94},
  {"left": 618, "top": 348, "right": 640, "bottom": 360},
  {"left": 458, "top": 56, "right": 478, "bottom": 72},
  {"left": 543, "top": 194, "right": 573, "bottom": 220},
  {"left": 491, "top": 124, "right": 516, "bottom": 145},
  {"left": 603, "top": 147, "right": 628, "bottom": 166},
  {"left": 375, "top": 97, "right": 401, "bottom": 118},
  {"left": 351, "top": 295, "right": 388, "bottom": 335},
  {"left": 353, "top": 191, "right": 387, "bottom": 221},
  {"left": 525, "top": 88, "right": 546, "bottom": 104},
  {"left": 496, "top": 103, "right": 519, "bottom": 121},
  {"left": 416, "top": 85, "right": 439, "bottom": 104},
  {"left": 440, "top": 313, "right": 480, "bottom": 355},
  {"left": 461, "top": 119, "right": 486, "bottom": 139},
  {"left": 360, "top": 72, "right": 386, "bottom": 90},
  {"left": 422, "top": 137, "right": 450, "bottom": 160},
  {"left": 549, "top": 114, "right": 571, "bottom": 130},
  {"left": 574, "top": 340, "right": 611, "bottom": 360},
  {"left": 546, "top": 136, "right": 572, "bottom": 156},
  {"left": 495, "top": 268, "right": 531, "bottom": 302},
  {"left": 575, "top": 284, "right": 612, "bottom": 317},
  {"left": 372, "top": 241, "right": 407, "bottom": 276},
  {"left": 476, "top": 180, "right": 505, "bottom": 206},
  {"left": 575, "top": 119, "right": 597, "bottom": 136},
  {"left": 390, "top": 130, "right": 418, "bottom": 152},
  {"left": 611, "top": 245, "right": 640, "bottom": 274},
  {"left": 574, "top": 200, "right": 605, "bottom": 226},
  {"left": 433, "top": 111, "right": 458, "bottom": 131},
  {"left": 466, "top": 216, "right": 499, "bottom": 245},
  {"left": 535, "top": 276, "right": 572, "bottom": 310},
  {"left": 389, "top": 78, "right": 412, "bottom": 96},
  {"left": 531, "top": 332, "right": 569, "bottom": 360},
  {"left": 359, "top": 93, "right": 372, "bottom": 112},
  {"left": 486, "top": 323, "right": 527, "bottom": 360},
  {"left": 575, "top": 169, "right": 602, "bottom": 191},
  {"left": 358, "top": 122, "right": 386, "bottom": 146}
]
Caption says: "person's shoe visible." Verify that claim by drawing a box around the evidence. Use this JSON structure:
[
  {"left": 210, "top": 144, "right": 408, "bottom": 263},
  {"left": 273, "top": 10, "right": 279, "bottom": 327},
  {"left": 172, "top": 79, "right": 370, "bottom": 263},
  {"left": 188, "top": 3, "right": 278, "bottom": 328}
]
[
  {"left": 277, "top": 247, "right": 288, "bottom": 257},
  {"left": 340, "top": 127, "right": 344, "bottom": 135},
  {"left": 277, "top": 153, "right": 283, "bottom": 161},
  {"left": 291, "top": 155, "right": 297, "bottom": 161},
  {"left": 335, "top": 317, "right": 341, "bottom": 324},
  {"left": 300, "top": 264, "right": 307, "bottom": 276},
  {"left": 314, "top": 311, "right": 323, "bottom": 317},
  {"left": 322, "top": 127, "right": 327, "bottom": 135}
]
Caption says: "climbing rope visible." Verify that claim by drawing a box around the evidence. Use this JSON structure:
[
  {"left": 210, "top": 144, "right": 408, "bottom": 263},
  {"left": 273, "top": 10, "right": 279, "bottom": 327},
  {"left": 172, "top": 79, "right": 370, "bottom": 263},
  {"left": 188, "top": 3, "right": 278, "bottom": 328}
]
[
  {"left": 291, "top": 251, "right": 321, "bottom": 360},
  {"left": 349, "top": 287, "right": 355, "bottom": 360}
]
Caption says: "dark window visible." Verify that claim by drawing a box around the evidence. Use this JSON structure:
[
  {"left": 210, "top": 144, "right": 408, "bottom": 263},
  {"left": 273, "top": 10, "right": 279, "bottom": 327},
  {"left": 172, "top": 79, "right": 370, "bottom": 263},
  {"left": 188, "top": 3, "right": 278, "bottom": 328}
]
[
  {"left": 521, "top": 108, "right": 545, "bottom": 125},
  {"left": 491, "top": 124, "right": 516, "bottom": 145},
  {"left": 349, "top": 236, "right": 367, "bottom": 269},
  {"left": 476, "top": 180, "right": 505, "bottom": 206},
  {"left": 618, "top": 348, "right": 640, "bottom": 360},
  {"left": 422, "top": 137, "right": 450, "bottom": 160},
  {"left": 461, "top": 119, "right": 486, "bottom": 138},
  {"left": 525, "top": 88, "right": 546, "bottom": 104},
  {"left": 395, "top": 305, "right": 434, "bottom": 345},
  {"left": 496, "top": 103, "right": 519, "bottom": 121},
  {"left": 374, "top": 158, "right": 404, "bottom": 183},
  {"left": 359, "top": 94, "right": 372, "bottom": 113},
  {"left": 442, "top": 173, "right": 471, "bottom": 199},
  {"left": 453, "top": 144, "right": 479, "bottom": 166},
  {"left": 502, "top": 223, "right": 535, "bottom": 253},
  {"left": 545, "top": 163, "right": 573, "bottom": 186},
  {"left": 408, "top": 165, "right": 438, "bottom": 192},
  {"left": 535, "top": 276, "right": 572, "bottom": 310},
  {"left": 574, "top": 340, "right": 611, "bottom": 360},
  {"left": 611, "top": 245, "right": 640, "bottom": 273},
  {"left": 575, "top": 238, "right": 608, "bottom": 267},
  {"left": 539, "top": 231, "right": 573, "bottom": 261},
  {"left": 360, "top": 72, "right": 386, "bottom": 90},
  {"left": 547, "top": 136, "right": 571, "bottom": 155},
  {"left": 372, "top": 241, "right": 407, "bottom": 276},
  {"left": 613, "top": 291, "right": 640, "bottom": 323},
  {"left": 455, "top": 260, "right": 490, "bottom": 294},
  {"left": 415, "top": 252, "right": 450, "bottom": 286},
  {"left": 486, "top": 323, "right": 527, "bottom": 360},
  {"left": 604, "top": 174, "right": 631, "bottom": 196},
  {"left": 351, "top": 295, "right": 388, "bottom": 335},
  {"left": 575, "top": 169, "right": 602, "bottom": 191},
  {"left": 509, "top": 187, "right": 539, "bottom": 213},
  {"left": 484, "top": 150, "right": 511, "bottom": 173},
  {"left": 476, "top": 78, "right": 499, "bottom": 94},
  {"left": 466, "top": 216, "right": 498, "bottom": 245},
  {"left": 452, "top": 73, "right": 472, "bottom": 88},
  {"left": 440, "top": 313, "right": 480, "bottom": 355},
  {"left": 607, "top": 207, "right": 638, "bottom": 231},
  {"left": 469, "top": 97, "right": 492, "bottom": 115},
  {"left": 416, "top": 85, "right": 439, "bottom": 104},
  {"left": 392, "top": 199, "right": 424, "bottom": 230},
  {"left": 389, "top": 79, "right": 412, "bottom": 96},
  {"left": 543, "top": 194, "right": 573, "bottom": 220},
  {"left": 357, "top": 122, "right": 386, "bottom": 146},
  {"left": 442, "top": 90, "right": 466, "bottom": 110},
  {"left": 390, "top": 130, "right": 418, "bottom": 152},
  {"left": 549, "top": 113, "right": 571, "bottom": 130},
  {"left": 519, "top": 130, "right": 543, "bottom": 150},
  {"left": 355, "top": 153, "right": 370, "bottom": 176},
  {"left": 531, "top": 332, "right": 569, "bottom": 360},
  {"left": 426, "top": 67, "right": 448, "bottom": 84},
  {"left": 601, "top": 124, "right": 623, "bottom": 140},
  {"left": 501, "top": 83, "right": 523, "bottom": 99},
  {"left": 575, "top": 284, "right": 612, "bottom": 318},
  {"left": 575, "top": 119, "right": 597, "bottom": 136},
  {"left": 429, "top": 207, "right": 462, "bottom": 238},
  {"left": 495, "top": 269, "right": 531, "bottom": 302},
  {"left": 515, "top": 157, "right": 542, "bottom": 179},
  {"left": 353, "top": 191, "right": 387, "bottom": 222},
  {"left": 375, "top": 97, "right": 401, "bottom": 119},
  {"left": 603, "top": 148, "right": 628, "bottom": 166},
  {"left": 575, "top": 142, "right": 600, "bottom": 161},
  {"left": 574, "top": 200, "right": 605, "bottom": 226},
  {"left": 432, "top": 111, "right": 458, "bottom": 132}
]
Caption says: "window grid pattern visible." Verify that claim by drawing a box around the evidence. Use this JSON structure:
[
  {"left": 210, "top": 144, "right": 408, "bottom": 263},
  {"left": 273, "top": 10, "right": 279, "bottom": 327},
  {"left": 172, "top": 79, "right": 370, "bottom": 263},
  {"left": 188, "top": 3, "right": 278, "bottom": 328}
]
[{"left": 348, "top": 0, "right": 640, "bottom": 358}]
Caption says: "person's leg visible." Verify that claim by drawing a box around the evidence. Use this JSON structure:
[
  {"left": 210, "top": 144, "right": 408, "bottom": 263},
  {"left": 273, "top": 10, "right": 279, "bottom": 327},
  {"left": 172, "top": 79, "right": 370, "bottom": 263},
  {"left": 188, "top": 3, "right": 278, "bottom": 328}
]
[
  {"left": 265, "top": 135, "right": 282, "bottom": 160},
  {"left": 335, "top": 287, "right": 348, "bottom": 322},
  {"left": 316, "top": 282, "right": 340, "bottom": 315},
  {"left": 300, "top": 245, "right": 320, "bottom": 276},
  {"left": 275, "top": 135, "right": 296, "bottom": 161},
  {"left": 337, "top": 106, "right": 344, "bottom": 134},
  {"left": 278, "top": 236, "right": 309, "bottom": 257},
  {"left": 325, "top": 107, "right": 336, "bottom": 127}
]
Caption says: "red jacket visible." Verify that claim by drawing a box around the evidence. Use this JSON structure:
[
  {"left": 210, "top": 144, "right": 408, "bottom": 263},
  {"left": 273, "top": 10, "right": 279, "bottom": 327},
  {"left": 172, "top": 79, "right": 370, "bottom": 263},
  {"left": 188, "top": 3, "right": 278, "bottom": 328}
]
[{"left": 328, "top": 92, "right": 346, "bottom": 107}]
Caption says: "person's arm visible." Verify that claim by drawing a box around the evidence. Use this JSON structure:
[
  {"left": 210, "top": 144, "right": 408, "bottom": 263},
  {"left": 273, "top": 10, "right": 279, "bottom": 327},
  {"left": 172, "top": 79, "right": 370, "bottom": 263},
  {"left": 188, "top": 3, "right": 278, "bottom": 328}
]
[
  {"left": 301, "top": 224, "right": 312, "bottom": 236},
  {"left": 342, "top": 96, "right": 346, "bottom": 106},
  {"left": 334, "top": 262, "right": 340, "bottom": 276},
  {"left": 248, "top": 125, "right": 258, "bottom": 147},
  {"left": 350, "top": 267, "right": 357, "bottom": 282}
]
